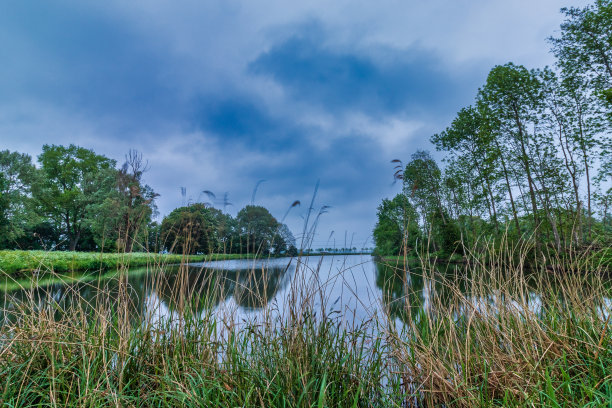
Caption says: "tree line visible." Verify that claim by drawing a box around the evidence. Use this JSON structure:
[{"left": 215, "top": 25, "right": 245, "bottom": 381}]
[
  {"left": 374, "top": 0, "right": 612, "bottom": 257},
  {"left": 0, "top": 145, "right": 297, "bottom": 255}
]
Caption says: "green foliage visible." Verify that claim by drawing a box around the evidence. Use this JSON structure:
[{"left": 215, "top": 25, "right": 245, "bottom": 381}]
[
  {"left": 160, "top": 204, "right": 224, "bottom": 254},
  {"left": 0, "top": 173, "right": 10, "bottom": 241},
  {"left": 373, "top": 217, "right": 402, "bottom": 256},
  {"left": 377, "top": 1, "right": 612, "bottom": 257},
  {"left": 550, "top": 0, "right": 612, "bottom": 103},
  {"left": 159, "top": 204, "right": 293, "bottom": 256},
  {"left": 373, "top": 194, "right": 421, "bottom": 256},
  {"left": 0, "top": 150, "right": 38, "bottom": 248},
  {"left": 428, "top": 208, "right": 462, "bottom": 256},
  {"left": 89, "top": 150, "right": 159, "bottom": 252},
  {"left": 403, "top": 150, "right": 443, "bottom": 218},
  {"left": 32, "top": 144, "right": 117, "bottom": 251},
  {"left": 235, "top": 205, "right": 281, "bottom": 255}
]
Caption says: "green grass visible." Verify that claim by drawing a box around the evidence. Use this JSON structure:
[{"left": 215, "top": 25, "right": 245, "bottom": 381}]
[
  {"left": 0, "top": 250, "right": 254, "bottom": 276},
  {"left": 379, "top": 252, "right": 464, "bottom": 265},
  {"left": 586, "top": 246, "right": 612, "bottom": 270}
]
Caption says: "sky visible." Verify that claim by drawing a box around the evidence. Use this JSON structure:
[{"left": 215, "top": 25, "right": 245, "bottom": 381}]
[{"left": 0, "top": 0, "right": 588, "bottom": 250}]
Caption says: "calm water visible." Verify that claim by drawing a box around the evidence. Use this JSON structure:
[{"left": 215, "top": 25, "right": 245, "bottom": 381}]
[{"left": 1, "top": 255, "right": 609, "bottom": 327}]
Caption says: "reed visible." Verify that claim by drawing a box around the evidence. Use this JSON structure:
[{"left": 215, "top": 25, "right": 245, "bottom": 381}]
[
  {"left": 385, "top": 237, "right": 611, "bottom": 406},
  {"left": 0, "top": 236, "right": 610, "bottom": 407}
]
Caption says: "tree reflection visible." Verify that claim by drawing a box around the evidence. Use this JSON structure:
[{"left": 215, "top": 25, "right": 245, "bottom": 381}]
[
  {"left": 0, "top": 271, "right": 149, "bottom": 325},
  {"left": 374, "top": 261, "right": 463, "bottom": 323},
  {"left": 152, "top": 262, "right": 293, "bottom": 313}
]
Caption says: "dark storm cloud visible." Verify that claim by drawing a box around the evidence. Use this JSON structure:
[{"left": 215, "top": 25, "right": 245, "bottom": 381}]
[
  {"left": 249, "top": 28, "right": 472, "bottom": 117},
  {"left": 200, "top": 98, "right": 276, "bottom": 137}
]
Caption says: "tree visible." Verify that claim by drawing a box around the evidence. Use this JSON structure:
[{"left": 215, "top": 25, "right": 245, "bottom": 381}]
[
  {"left": 373, "top": 194, "right": 421, "bottom": 256},
  {"left": 403, "top": 150, "right": 445, "bottom": 227},
  {"left": 236, "top": 205, "right": 280, "bottom": 254},
  {"left": 0, "top": 150, "right": 38, "bottom": 248},
  {"left": 0, "top": 172, "right": 10, "bottom": 243},
  {"left": 273, "top": 223, "right": 297, "bottom": 255},
  {"left": 90, "top": 150, "right": 158, "bottom": 252},
  {"left": 428, "top": 208, "right": 463, "bottom": 256},
  {"left": 550, "top": 0, "right": 612, "bottom": 106},
  {"left": 432, "top": 106, "right": 502, "bottom": 234},
  {"left": 478, "top": 63, "right": 543, "bottom": 237},
  {"left": 160, "top": 204, "right": 223, "bottom": 254},
  {"left": 32, "top": 144, "right": 116, "bottom": 251}
]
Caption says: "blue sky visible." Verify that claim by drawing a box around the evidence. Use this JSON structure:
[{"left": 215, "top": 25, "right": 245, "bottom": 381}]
[{"left": 0, "top": 0, "right": 587, "bottom": 249}]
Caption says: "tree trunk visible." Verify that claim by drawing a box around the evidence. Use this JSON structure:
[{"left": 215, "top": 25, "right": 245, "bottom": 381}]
[
  {"left": 495, "top": 140, "right": 521, "bottom": 236},
  {"left": 516, "top": 120, "right": 539, "bottom": 232},
  {"left": 69, "top": 230, "right": 80, "bottom": 251}
]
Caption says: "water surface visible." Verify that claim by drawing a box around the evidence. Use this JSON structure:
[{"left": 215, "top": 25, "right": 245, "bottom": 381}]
[{"left": 1, "top": 255, "right": 609, "bottom": 328}]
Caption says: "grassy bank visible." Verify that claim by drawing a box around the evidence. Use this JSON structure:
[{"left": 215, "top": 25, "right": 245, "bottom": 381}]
[
  {"left": 0, "top": 250, "right": 255, "bottom": 277},
  {"left": 380, "top": 245, "right": 612, "bottom": 273},
  {"left": 0, "top": 245, "right": 610, "bottom": 406}
]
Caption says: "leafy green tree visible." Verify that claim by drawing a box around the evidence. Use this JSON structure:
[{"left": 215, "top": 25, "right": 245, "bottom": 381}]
[
  {"left": 90, "top": 150, "right": 158, "bottom": 252},
  {"left": 432, "top": 107, "right": 504, "bottom": 231},
  {"left": 0, "top": 150, "right": 38, "bottom": 248},
  {"left": 428, "top": 208, "right": 463, "bottom": 256},
  {"left": 210, "top": 211, "right": 238, "bottom": 253},
  {"left": 32, "top": 144, "right": 116, "bottom": 251},
  {"left": 373, "top": 194, "right": 421, "bottom": 256},
  {"left": 236, "top": 205, "right": 280, "bottom": 254},
  {"left": 403, "top": 150, "right": 445, "bottom": 227},
  {"left": 0, "top": 173, "right": 10, "bottom": 243},
  {"left": 144, "top": 221, "right": 162, "bottom": 253},
  {"left": 478, "top": 63, "right": 543, "bottom": 235},
  {"left": 160, "top": 204, "right": 223, "bottom": 254},
  {"left": 550, "top": 0, "right": 612, "bottom": 106}
]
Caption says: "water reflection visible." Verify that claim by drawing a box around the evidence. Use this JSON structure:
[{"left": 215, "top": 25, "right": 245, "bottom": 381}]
[
  {"left": 1, "top": 255, "right": 610, "bottom": 328},
  {"left": 374, "top": 261, "right": 460, "bottom": 323},
  {"left": 0, "top": 257, "right": 298, "bottom": 325},
  {"left": 154, "top": 260, "right": 294, "bottom": 312}
]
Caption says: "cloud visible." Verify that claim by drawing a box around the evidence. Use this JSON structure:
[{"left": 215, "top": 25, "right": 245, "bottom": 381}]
[
  {"left": 249, "top": 28, "right": 470, "bottom": 118},
  {"left": 0, "top": 1, "right": 187, "bottom": 134},
  {"left": 0, "top": 0, "right": 585, "bottom": 244}
]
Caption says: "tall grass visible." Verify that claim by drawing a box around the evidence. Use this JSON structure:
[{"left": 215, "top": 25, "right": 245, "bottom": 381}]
[
  {"left": 0, "top": 237, "right": 610, "bottom": 406},
  {"left": 387, "top": 262, "right": 611, "bottom": 406}
]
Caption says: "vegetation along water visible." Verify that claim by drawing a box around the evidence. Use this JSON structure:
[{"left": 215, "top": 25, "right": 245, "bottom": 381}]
[{"left": 0, "top": 1, "right": 611, "bottom": 406}]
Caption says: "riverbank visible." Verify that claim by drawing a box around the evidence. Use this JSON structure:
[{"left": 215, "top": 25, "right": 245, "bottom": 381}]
[
  {"left": 377, "top": 253, "right": 465, "bottom": 265},
  {"left": 0, "top": 250, "right": 255, "bottom": 277},
  {"left": 378, "top": 246, "right": 612, "bottom": 272}
]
